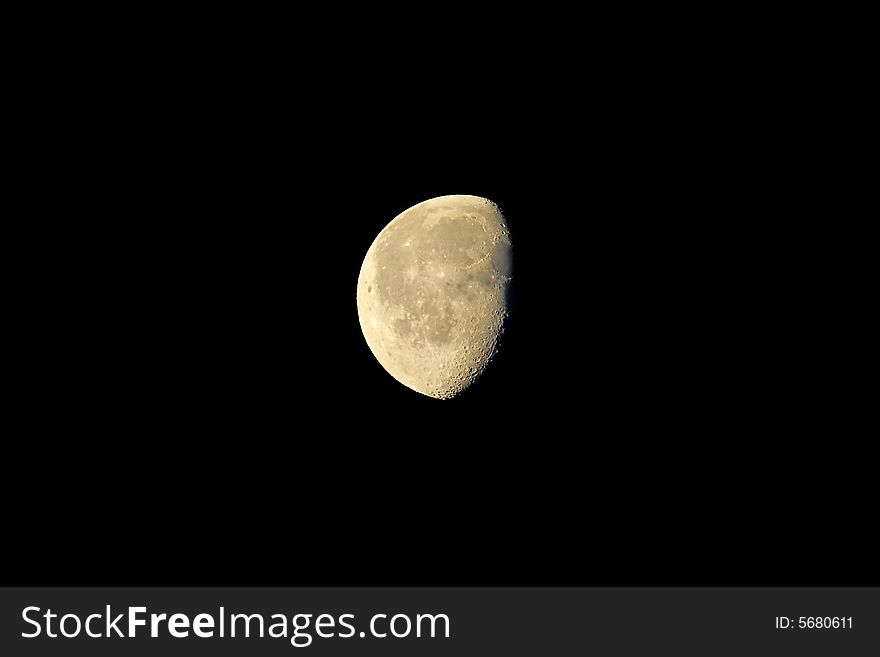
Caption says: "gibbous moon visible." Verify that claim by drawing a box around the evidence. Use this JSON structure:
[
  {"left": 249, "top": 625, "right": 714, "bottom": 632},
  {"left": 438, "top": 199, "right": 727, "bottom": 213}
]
[{"left": 357, "top": 195, "right": 513, "bottom": 399}]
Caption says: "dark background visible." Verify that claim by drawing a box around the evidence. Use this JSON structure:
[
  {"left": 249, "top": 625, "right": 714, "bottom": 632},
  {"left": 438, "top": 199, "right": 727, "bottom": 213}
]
[
  {"left": 7, "top": 28, "right": 873, "bottom": 586},
  {"left": 2, "top": 587, "right": 878, "bottom": 656}
]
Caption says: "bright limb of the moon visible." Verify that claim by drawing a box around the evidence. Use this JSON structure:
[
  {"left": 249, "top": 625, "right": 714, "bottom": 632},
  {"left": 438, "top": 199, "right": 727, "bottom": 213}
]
[{"left": 356, "top": 195, "right": 512, "bottom": 399}]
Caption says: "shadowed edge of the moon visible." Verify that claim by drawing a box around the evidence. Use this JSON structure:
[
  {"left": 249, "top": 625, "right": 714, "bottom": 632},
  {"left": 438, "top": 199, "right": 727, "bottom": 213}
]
[{"left": 439, "top": 276, "right": 517, "bottom": 403}]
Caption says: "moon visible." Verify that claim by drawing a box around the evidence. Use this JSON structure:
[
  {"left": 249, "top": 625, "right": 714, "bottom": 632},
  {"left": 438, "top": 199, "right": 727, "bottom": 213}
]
[{"left": 356, "top": 195, "right": 513, "bottom": 399}]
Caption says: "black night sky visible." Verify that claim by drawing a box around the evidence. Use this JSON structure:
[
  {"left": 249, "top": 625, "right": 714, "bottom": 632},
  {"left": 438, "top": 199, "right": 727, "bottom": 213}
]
[{"left": 14, "top": 66, "right": 869, "bottom": 587}]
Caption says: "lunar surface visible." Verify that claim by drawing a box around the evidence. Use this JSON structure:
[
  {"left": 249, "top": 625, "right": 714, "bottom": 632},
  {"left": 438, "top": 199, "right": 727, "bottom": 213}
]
[{"left": 356, "top": 195, "right": 513, "bottom": 399}]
